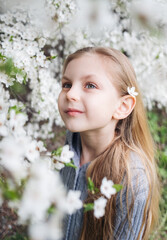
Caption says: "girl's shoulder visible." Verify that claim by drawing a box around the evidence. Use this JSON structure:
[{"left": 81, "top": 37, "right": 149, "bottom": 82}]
[
  {"left": 114, "top": 152, "right": 150, "bottom": 239},
  {"left": 120, "top": 150, "right": 149, "bottom": 204},
  {"left": 129, "top": 150, "right": 146, "bottom": 170}
]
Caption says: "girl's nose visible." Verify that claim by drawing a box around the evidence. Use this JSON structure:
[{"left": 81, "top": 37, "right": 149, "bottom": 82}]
[{"left": 66, "top": 86, "right": 80, "bottom": 101}]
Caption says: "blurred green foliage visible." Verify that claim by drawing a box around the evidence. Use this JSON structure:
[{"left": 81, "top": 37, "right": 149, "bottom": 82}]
[
  {"left": 147, "top": 108, "right": 167, "bottom": 240},
  {"left": 10, "top": 82, "right": 27, "bottom": 96},
  {"left": 0, "top": 56, "right": 27, "bottom": 83},
  {"left": 4, "top": 233, "right": 28, "bottom": 240}
]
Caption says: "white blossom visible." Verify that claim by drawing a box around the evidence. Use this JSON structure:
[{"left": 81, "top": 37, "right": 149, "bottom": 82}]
[
  {"left": 18, "top": 160, "right": 66, "bottom": 223},
  {"left": 127, "top": 87, "right": 139, "bottom": 98},
  {"left": 0, "top": 125, "right": 8, "bottom": 136},
  {"left": 94, "top": 196, "right": 107, "bottom": 219},
  {"left": 0, "top": 85, "right": 9, "bottom": 136},
  {"left": 54, "top": 161, "right": 65, "bottom": 170},
  {"left": 29, "top": 213, "right": 63, "bottom": 240},
  {"left": 0, "top": 72, "right": 13, "bottom": 87},
  {"left": 56, "top": 145, "right": 74, "bottom": 164},
  {"left": 0, "top": 135, "right": 28, "bottom": 180},
  {"left": 25, "top": 140, "right": 40, "bottom": 162},
  {"left": 62, "top": 190, "right": 83, "bottom": 215},
  {"left": 100, "top": 177, "right": 116, "bottom": 199},
  {"left": 8, "top": 110, "right": 27, "bottom": 136}
]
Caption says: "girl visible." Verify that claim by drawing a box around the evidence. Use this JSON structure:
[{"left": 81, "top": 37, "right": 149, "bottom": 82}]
[{"left": 58, "top": 47, "right": 160, "bottom": 240}]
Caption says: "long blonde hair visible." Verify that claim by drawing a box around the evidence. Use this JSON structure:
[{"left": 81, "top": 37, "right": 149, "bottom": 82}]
[{"left": 63, "top": 47, "right": 160, "bottom": 240}]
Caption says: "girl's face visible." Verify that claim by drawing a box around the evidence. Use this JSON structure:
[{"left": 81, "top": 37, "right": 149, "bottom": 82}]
[{"left": 58, "top": 54, "right": 121, "bottom": 133}]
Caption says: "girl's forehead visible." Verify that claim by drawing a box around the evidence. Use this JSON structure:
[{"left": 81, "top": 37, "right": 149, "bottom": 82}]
[
  {"left": 67, "top": 53, "right": 120, "bottom": 83},
  {"left": 64, "top": 55, "right": 106, "bottom": 80},
  {"left": 65, "top": 53, "right": 117, "bottom": 74}
]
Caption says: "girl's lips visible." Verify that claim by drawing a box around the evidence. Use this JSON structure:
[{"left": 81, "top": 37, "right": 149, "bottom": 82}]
[{"left": 65, "top": 108, "right": 84, "bottom": 116}]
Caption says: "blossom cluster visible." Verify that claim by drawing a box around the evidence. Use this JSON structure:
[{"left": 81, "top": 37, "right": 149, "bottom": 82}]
[
  {"left": 85, "top": 176, "right": 120, "bottom": 219},
  {"left": 0, "top": 0, "right": 77, "bottom": 139},
  {"left": 94, "top": 177, "right": 117, "bottom": 218},
  {"left": 0, "top": 82, "right": 83, "bottom": 239}
]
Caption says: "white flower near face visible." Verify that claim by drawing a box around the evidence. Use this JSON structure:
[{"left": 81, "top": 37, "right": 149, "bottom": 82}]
[
  {"left": 56, "top": 145, "right": 74, "bottom": 164},
  {"left": 94, "top": 196, "right": 107, "bottom": 219},
  {"left": 127, "top": 87, "right": 138, "bottom": 97},
  {"left": 100, "top": 177, "right": 116, "bottom": 199},
  {"left": 63, "top": 190, "right": 82, "bottom": 215}
]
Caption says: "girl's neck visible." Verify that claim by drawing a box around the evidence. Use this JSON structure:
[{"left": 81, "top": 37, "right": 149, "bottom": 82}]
[{"left": 80, "top": 127, "right": 116, "bottom": 167}]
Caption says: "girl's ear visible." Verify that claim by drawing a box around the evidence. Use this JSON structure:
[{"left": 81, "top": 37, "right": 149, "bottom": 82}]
[{"left": 113, "top": 95, "right": 136, "bottom": 120}]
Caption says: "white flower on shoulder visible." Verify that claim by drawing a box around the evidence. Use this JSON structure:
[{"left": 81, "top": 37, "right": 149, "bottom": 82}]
[
  {"left": 56, "top": 145, "right": 74, "bottom": 164},
  {"left": 54, "top": 162, "right": 65, "bottom": 170},
  {"left": 94, "top": 196, "right": 107, "bottom": 219},
  {"left": 100, "top": 177, "right": 116, "bottom": 199},
  {"left": 127, "top": 87, "right": 138, "bottom": 97},
  {"left": 63, "top": 190, "right": 82, "bottom": 215}
]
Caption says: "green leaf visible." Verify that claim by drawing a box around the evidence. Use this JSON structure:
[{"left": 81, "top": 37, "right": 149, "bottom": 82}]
[
  {"left": 23, "top": 73, "right": 27, "bottom": 84},
  {"left": 88, "top": 177, "right": 94, "bottom": 190},
  {"left": 113, "top": 184, "right": 123, "bottom": 192},
  {"left": 47, "top": 205, "right": 56, "bottom": 214},
  {"left": 84, "top": 203, "right": 94, "bottom": 212},
  {"left": 9, "top": 105, "right": 23, "bottom": 114},
  {"left": 9, "top": 35, "right": 14, "bottom": 42},
  {"left": 50, "top": 55, "right": 57, "bottom": 59},
  {"left": 0, "top": 52, "right": 6, "bottom": 60},
  {"left": 65, "top": 162, "right": 77, "bottom": 169},
  {"left": 46, "top": 55, "right": 57, "bottom": 60},
  {"left": 20, "top": 178, "right": 28, "bottom": 190},
  {"left": 3, "top": 189, "right": 20, "bottom": 201},
  {"left": 87, "top": 177, "right": 97, "bottom": 194},
  {"left": 95, "top": 187, "right": 99, "bottom": 193},
  {"left": 51, "top": 146, "right": 63, "bottom": 156}
]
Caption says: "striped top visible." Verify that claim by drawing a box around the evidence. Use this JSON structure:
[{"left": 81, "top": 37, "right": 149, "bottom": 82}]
[{"left": 60, "top": 131, "right": 149, "bottom": 240}]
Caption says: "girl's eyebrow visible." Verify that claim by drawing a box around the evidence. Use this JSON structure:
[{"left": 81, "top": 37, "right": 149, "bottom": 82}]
[
  {"left": 62, "top": 74, "right": 99, "bottom": 81},
  {"left": 62, "top": 75, "right": 71, "bottom": 81}
]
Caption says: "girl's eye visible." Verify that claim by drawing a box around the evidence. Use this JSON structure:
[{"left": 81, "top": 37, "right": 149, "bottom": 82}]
[
  {"left": 85, "top": 83, "right": 96, "bottom": 89},
  {"left": 62, "top": 83, "right": 72, "bottom": 88}
]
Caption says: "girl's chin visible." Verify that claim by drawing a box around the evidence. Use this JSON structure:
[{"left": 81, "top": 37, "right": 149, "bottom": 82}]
[
  {"left": 65, "top": 125, "right": 85, "bottom": 133},
  {"left": 65, "top": 125, "right": 80, "bottom": 133}
]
